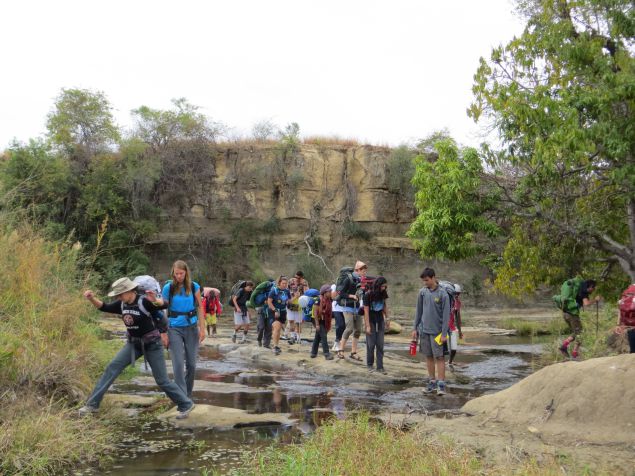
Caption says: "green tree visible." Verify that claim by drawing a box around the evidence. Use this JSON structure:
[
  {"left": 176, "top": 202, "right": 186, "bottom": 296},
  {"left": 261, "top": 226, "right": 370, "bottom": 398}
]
[
  {"left": 46, "top": 88, "right": 120, "bottom": 157},
  {"left": 407, "top": 138, "right": 501, "bottom": 260},
  {"left": 468, "top": 0, "right": 635, "bottom": 283}
]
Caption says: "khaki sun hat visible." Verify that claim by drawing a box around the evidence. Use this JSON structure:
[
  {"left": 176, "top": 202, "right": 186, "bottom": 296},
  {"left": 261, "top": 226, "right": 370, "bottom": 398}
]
[
  {"left": 107, "top": 277, "right": 138, "bottom": 297},
  {"left": 354, "top": 260, "right": 367, "bottom": 271}
]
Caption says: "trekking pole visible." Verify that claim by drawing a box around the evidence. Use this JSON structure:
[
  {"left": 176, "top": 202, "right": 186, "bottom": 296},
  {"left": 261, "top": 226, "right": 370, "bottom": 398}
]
[{"left": 595, "top": 301, "right": 599, "bottom": 339}]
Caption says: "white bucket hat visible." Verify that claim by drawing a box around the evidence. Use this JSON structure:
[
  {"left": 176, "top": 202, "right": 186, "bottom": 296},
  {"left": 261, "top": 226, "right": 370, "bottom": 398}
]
[{"left": 107, "top": 277, "right": 138, "bottom": 297}]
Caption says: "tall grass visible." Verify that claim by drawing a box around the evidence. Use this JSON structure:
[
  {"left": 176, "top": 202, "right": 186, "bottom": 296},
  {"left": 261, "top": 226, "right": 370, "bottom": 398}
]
[
  {"left": 501, "top": 317, "right": 567, "bottom": 337},
  {"left": 237, "top": 414, "right": 579, "bottom": 476},
  {"left": 0, "top": 223, "right": 119, "bottom": 475}
]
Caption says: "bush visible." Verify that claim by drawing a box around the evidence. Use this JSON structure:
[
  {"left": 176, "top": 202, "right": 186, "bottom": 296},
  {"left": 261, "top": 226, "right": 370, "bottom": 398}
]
[
  {"left": 0, "top": 222, "right": 119, "bottom": 475},
  {"left": 342, "top": 220, "right": 371, "bottom": 241}
]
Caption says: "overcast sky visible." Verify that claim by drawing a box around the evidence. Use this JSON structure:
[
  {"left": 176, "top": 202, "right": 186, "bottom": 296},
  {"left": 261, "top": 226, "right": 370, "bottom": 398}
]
[{"left": 0, "top": 0, "right": 524, "bottom": 149}]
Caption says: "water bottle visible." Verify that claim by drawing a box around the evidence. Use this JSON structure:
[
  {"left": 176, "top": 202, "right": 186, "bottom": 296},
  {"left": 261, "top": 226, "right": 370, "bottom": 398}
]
[{"left": 409, "top": 340, "right": 417, "bottom": 356}]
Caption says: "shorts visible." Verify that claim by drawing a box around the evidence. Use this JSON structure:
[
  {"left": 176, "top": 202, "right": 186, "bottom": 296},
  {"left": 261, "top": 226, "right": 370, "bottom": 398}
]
[
  {"left": 420, "top": 333, "right": 444, "bottom": 358},
  {"left": 449, "top": 330, "right": 459, "bottom": 351},
  {"left": 342, "top": 311, "right": 363, "bottom": 340},
  {"left": 205, "top": 313, "right": 217, "bottom": 326},
  {"left": 563, "top": 312, "right": 582, "bottom": 339},
  {"left": 234, "top": 311, "right": 250, "bottom": 326},
  {"left": 287, "top": 310, "right": 301, "bottom": 322},
  {"left": 267, "top": 308, "right": 287, "bottom": 325}
]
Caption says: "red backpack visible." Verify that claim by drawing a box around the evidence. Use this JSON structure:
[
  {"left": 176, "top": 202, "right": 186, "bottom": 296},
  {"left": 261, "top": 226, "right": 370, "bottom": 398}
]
[{"left": 618, "top": 285, "right": 635, "bottom": 326}]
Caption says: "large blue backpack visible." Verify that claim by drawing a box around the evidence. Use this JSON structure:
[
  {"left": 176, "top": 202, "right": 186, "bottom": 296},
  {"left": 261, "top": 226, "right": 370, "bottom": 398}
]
[{"left": 300, "top": 288, "right": 320, "bottom": 322}]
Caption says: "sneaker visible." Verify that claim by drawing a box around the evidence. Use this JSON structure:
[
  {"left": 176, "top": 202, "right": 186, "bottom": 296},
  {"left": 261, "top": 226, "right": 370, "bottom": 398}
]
[
  {"left": 310, "top": 354, "right": 317, "bottom": 359},
  {"left": 332, "top": 342, "right": 340, "bottom": 352},
  {"left": 263, "top": 344, "right": 271, "bottom": 349},
  {"left": 367, "top": 367, "right": 375, "bottom": 373},
  {"left": 559, "top": 345, "right": 570, "bottom": 358},
  {"left": 78, "top": 405, "right": 98, "bottom": 417},
  {"left": 274, "top": 346, "right": 281, "bottom": 355},
  {"left": 232, "top": 333, "right": 237, "bottom": 343},
  {"left": 377, "top": 368, "right": 387, "bottom": 375},
  {"left": 436, "top": 381, "right": 447, "bottom": 396},
  {"left": 325, "top": 354, "right": 334, "bottom": 361},
  {"left": 423, "top": 380, "right": 437, "bottom": 394},
  {"left": 176, "top": 403, "right": 195, "bottom": 420}
]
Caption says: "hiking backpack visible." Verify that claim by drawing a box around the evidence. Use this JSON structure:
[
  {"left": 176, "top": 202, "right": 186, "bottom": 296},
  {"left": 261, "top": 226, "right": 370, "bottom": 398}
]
[
  {"left": 249, "top": 280, "right": 275, "bottom": 308},
  {"left": 618, "top": 284, "right": 635, "bottom": 327},
  {"left": 356, "top": 275, "right": 377, "bottom": 315},
  {"left": 335, "top": 266, "right": 358, "bottom": 307},
  {"left": 227, "top": 280, "right": 247, "bottom": 306},
  {"left": 552, "top": 277, "right": 583, "bottom": 314},
  {"left": 300, "top": 288, "right": 320, "bottom": 322},
  {"left": 133, "top": 275, "right": 162, "bottom": 296}
]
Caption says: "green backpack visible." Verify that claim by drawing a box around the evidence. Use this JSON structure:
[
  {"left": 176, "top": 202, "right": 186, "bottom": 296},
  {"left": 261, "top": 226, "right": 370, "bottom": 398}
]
[{"left": 552, "top": 277, "right": 584, "bottom": 315}]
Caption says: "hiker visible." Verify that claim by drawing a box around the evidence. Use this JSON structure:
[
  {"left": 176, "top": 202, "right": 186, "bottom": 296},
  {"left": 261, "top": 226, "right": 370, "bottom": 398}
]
[
  {"left": 203, "top": 288, "right": 222, "bottom": 337},
  {"left": 558, "top": 278, "right": 601, "bottom": 359},
  {"left": 617, "top": 285, "right": 635, "bottom": 353},
  {"left": 364, "top": 276, "right": 389, "bottom": 374},
  {"left": 447, "top": 284, "right": 464, "bottom": 368},
  {"left": 412, "top": 267, "right": 451, "bottom": 396},
  {"left": 267, "top": 275, "right": 291, "bottom": 355},
  {"left": 79, "top": 278, "right": 194, "bottom": 419},
  {"left": 337, "top": 262, "right": 364, "bottom": 361},
  {"left": 232, "top": 281, "right": 254, "bottom": 343},
  {"left": 162, "top": 260, "right": 205, "bottom": 398},
  {"left": 288, "top": 271, "right": 309, "bottom": 343},
  {"left": 331, "top": 284, "right": 346, "bottom": 354},
  {"left": 310, "top": 284, "right": 335, "bottom": 360},
  {"left": 250, "top": 279, "right": 275, "bottom": 348}
]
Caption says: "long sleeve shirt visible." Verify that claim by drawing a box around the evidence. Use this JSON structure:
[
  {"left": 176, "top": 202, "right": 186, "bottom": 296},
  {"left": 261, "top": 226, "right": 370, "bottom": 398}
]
[{"left": 413, "top": 285, "right": 450, "bottom": 338}]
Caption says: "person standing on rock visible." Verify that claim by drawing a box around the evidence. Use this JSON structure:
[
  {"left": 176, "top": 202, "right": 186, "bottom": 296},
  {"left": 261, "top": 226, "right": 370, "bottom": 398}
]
[
  {"left": 558, "top": 279, "right": 601, "bottom": 360},
  {"left": 412, "top": 267, "right": 451, "bottom": 396},
  {"left": 337, "top": 262, "right": 365, "bottom": 361},
  {"left": 287, "top": 272, "right": 308, "bottom": 344},
  {"left": 267, "top": 276, "right": 291, "bottom": 355},
  {"left": 331, "top": 284, "right": 346, "bottom": 354},
  {"left": 364, "top": 276, "right": 390, "bottom": 374},
  {"left": 162, "top": 260, "right": 206, "bottom": 398},
  {"left": 79, "top": 278, "right": 194, "bottom": 419},
  {"left": 203, "top": 288, "right": 222, "bottom": 338},
  {"left": 311, "top": 284, "right": 335, "bottom": 360},
  {"left": 232, "top": 281, "right": 254, "bottom": 344},
  {"left": 447, "top": 284, "right": 464, "bottom": 368}
]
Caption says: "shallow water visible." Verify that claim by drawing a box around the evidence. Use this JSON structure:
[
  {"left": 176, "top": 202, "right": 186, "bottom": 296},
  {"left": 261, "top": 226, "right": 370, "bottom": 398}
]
[{"left": 85, "top": 332, "right": 546, "bottom": 475}]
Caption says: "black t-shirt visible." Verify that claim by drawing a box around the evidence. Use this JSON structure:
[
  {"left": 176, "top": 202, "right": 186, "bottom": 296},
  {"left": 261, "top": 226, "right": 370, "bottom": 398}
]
[
  {"left": 363, "top": 291, "right": 386, "bottom": 322},
  {"left": 576, "top": 281, "right": 592, "bottom": 308},
  {"left": 100, "top": 295, "right": 164, "bottom": 338},
  {"left": 234, "top": 288, "right": 252, "bottom": 312}
]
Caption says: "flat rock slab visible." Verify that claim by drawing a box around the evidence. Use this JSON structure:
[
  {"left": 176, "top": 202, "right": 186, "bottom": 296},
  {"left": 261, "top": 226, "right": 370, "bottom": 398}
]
[
  {"left": 133, "top": 376, "right": 273, "bottom": 394},
  {"left": 104, "top": 394, "right": 161, "bottom": 408},
  {"left": 159, "top": 404, "right": 295, "bottom": 429}
]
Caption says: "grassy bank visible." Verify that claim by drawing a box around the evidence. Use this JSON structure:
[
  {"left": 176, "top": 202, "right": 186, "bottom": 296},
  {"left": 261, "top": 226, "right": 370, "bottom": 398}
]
[
  {"left": 231, "top": 414, "right": 588, "bottom": 476},
  {"left": 0, "top": 224, "right": 121, "bottom": 475}
]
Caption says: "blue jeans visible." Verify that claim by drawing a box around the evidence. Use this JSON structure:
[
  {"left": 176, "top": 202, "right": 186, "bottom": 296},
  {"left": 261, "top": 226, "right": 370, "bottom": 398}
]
[
  {"left": 168, "top": 324, "right": 200, "bottom": 397},
  {"left": 86, "top": 339, "right": 192, "bottom": 411},
  {"left": 311, "top": 323, "right": 330, "bottom": 356}
]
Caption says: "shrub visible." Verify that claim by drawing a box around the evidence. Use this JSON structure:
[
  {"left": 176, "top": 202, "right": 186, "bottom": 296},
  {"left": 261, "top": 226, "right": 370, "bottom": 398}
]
[{"left": 342, "top": 220, "right": 371, "bottom": 241}]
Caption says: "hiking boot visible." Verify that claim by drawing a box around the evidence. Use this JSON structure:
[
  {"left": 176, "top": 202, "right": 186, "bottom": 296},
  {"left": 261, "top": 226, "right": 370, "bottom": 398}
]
[
  {"left": 436, "top": 381, "right": 447, "bottom": 396},
  {"left": 274, "top": 346, "right": 281, "bottom": 355},
  {"left": 263, "top": 344, "right": 271, "bottom": 349},
  {"left": 176, "top": 403, "right": 195, "bottom": 420},
  {"left": 423, "top": 380, "right": 437, "bottom": 394},
  {"left": 310, "top": 354, "right": 317, "bottom": 359},
  {"left": 232, "top": 333, "right": 237, "bottom": 343},
  {"left": 367, "top": 366, "right": 375, "bottom": 373},
  {"left": 377, "top": 368, "right": 387, "bottom": 375},
  {"left": 257, "top": 340, "right": 262, "bottom": 347},
  {"left": 558, "top": 345, "right": 570, "bottom": 358},
  {"left": 325, "top": 354, "right": 334, "bottom": 360},
  {"left": 78, "top": 405, "right": 98, "bottom": 417}
]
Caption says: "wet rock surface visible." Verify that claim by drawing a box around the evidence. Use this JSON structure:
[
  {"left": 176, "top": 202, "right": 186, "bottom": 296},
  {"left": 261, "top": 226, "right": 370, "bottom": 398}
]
[{"left": 158, "top": 404, "right": 295, "bottom": 429}]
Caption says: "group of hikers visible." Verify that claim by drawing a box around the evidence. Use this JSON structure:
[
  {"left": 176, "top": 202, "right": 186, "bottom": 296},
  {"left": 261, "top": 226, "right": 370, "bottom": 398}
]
[{"left": 78, "top": 256, "right": 635, "bottom": 418}]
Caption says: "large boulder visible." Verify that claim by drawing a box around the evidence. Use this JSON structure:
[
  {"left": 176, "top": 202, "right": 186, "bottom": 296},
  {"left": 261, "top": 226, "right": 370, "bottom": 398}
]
[{"left": 462, "top": 354, "right": 635, "bottom": 444}]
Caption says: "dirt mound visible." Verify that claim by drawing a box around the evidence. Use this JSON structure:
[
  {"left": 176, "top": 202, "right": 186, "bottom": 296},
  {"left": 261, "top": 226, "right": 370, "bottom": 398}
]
[{"left": 462, "top": 354, "right": 635, "bottom": 444}]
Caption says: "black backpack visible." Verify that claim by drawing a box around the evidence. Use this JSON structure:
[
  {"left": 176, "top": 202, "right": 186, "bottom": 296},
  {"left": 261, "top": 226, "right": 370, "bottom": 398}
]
[{"left": 335, "top": 266, "right": 358, "bottom": 307}]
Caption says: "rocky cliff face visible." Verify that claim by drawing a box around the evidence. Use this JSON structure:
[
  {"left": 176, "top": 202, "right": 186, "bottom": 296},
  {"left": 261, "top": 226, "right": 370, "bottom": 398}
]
[{"left": 147, "top": 143, "right": 495, "bottom": 308}]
